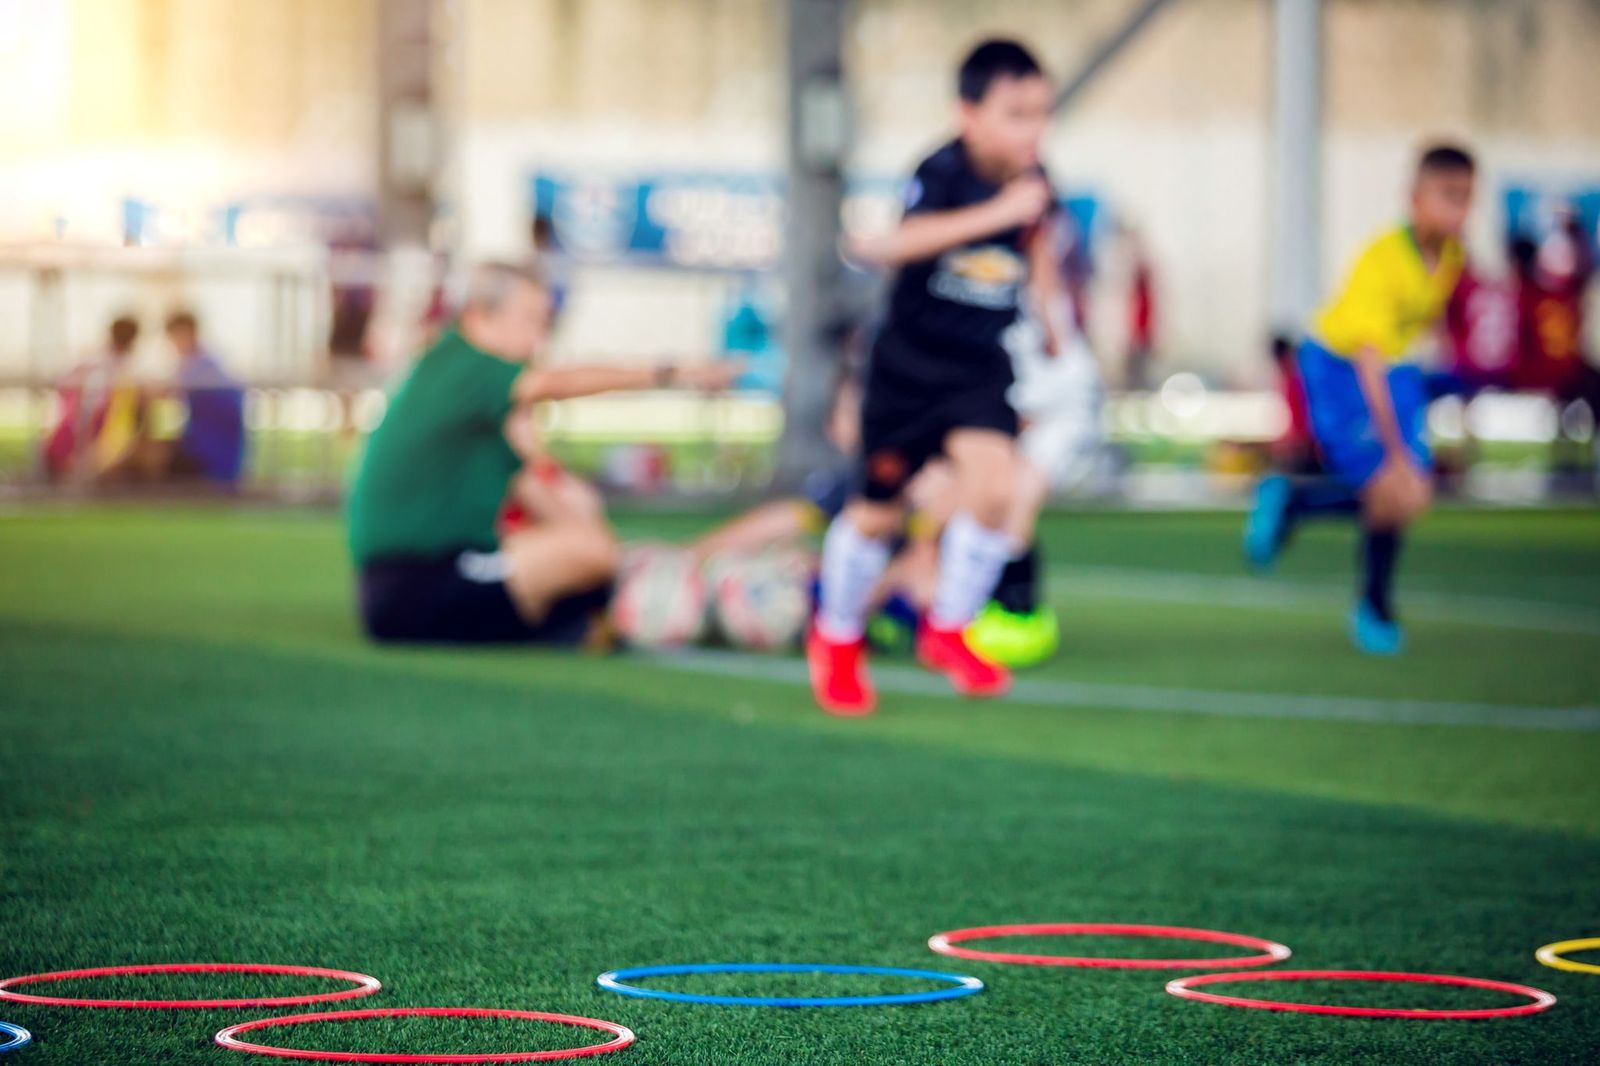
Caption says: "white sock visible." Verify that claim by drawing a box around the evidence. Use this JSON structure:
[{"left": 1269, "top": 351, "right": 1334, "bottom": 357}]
[
  {"left": 816, "top": 516, "right": 892, "bottom": 642},
  {"left": 929, "top": 510, "right": 1014, "bottom": 630}
]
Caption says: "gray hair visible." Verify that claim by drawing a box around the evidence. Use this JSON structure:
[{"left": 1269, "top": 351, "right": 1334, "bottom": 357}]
[{"left": 461, "top": 259, "right": 546, "bottom": 313}]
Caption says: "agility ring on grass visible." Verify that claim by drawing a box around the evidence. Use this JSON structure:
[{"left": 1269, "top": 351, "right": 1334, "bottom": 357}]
[
  {"left": 214, "top": 1007, "right": 635, "bottom": 1063},
  {"left": 0, "top": 1022, "right": 30, "bottom": 1054},
  {"left": 1165, "top": 969, "right": 1557, "bottom": 1019},
  {"left": 1536, "top": 937, "right": 1600, "bottom": 975},
  {"left": 926, "top": 923, "right": 1292, "bottom": 969},
  {"left": 595, "top": 963, "right": 984, "bottom": 1007},
  {"left": 0, "top": 963, "right": 383, "bottom": 1009}
]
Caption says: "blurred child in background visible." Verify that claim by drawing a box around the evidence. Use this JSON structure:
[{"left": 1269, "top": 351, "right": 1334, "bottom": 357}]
[
  {"left": 43, "top": 315, "right": 143, "bottom": 483},
  {"left": 1266, "top": 332, "right": 1319, "bottom": 475},
  {"left": 161, "top": 311, "right": 247, "bottom": 486},
  {"left": 1245, "top": 144, "right": 1476, "bottom": 655}
]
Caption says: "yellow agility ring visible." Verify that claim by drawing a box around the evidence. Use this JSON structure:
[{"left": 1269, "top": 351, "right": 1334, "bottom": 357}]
[{"left": 1536, "top": 938, "right": 1600, "bottom": 975}]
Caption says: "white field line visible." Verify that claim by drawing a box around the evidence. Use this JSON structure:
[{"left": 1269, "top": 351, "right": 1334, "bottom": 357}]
[
  {"left": 1050, "top": 566, "right": 1600, "bottom": 637},
  {"left": 648, "top": 648, "right": 1600, "bottom": 733}
]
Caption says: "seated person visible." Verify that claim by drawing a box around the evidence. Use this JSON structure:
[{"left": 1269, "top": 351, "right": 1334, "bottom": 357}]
[
  {"left": 43, "top": 315, "right": 143, "bottom": 482},
  {"left": 99, "top": 311, "right": 247, "bottom": 487},
  {"left": 165, "top": 310, "right": 246, "bottom": 485},
  {"left": 348, "top": 260, "right": 734, "bottom": 645}
]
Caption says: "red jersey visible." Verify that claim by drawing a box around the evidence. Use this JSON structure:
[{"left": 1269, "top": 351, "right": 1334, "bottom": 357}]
[{"left": 1444, "top": 266, "right": 1518, "bottom": 387}]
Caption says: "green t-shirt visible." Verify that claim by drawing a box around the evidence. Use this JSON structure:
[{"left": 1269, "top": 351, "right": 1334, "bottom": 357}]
[{"left": 347, "top": 328, "right": 524, "bottom": 565}]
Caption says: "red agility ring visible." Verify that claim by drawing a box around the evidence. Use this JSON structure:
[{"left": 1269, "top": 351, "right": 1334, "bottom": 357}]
[
  {"left": 1165, "top": 969, "right": 1557, "bottom": 1019},
  {"left": 214, "top": 1007, "right": 636, "bottom": 1063},
  {"left": 927, "top": 923, "right": 1292, "bottom": 969},
  {"left": 0, "top": 963, "right": 383, "bottom": 1009}
]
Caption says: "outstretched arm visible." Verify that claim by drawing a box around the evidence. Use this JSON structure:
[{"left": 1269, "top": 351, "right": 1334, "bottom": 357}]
[
  {"left": 513, "top": 361, "right": 740, "bottom": 405},
  {"left": 502, "top": 362, "right": 740, "bottom": 460},
  {"left": 689, "top": 498, "right": 817, "bottom": 561},
  {"left": 851, "top": 174, "right": 1052, "bottom": 269}
]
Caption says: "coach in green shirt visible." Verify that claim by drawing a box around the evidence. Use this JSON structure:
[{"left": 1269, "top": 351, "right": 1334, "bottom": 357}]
[{"left": 348, "top": 260, "right": 733, "bottom": 644}]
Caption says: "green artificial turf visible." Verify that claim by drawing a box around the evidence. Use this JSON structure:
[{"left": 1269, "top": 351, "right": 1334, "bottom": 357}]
[{"left": 1, "top": 503, "right": 1598, "bottom": 1064}]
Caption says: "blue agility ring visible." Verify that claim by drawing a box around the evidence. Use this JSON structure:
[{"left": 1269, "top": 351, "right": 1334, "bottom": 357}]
[
  {"left": 0, "top": 1021, "right": 30, "bottom": 1054},
  {"left": 595, "top": 962, "right": 983, "bottom": 1007}
]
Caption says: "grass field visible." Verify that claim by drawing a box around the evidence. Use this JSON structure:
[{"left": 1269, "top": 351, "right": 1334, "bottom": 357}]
[{"left": 2, "top": 502, "right": 1598, "bottom": 1064}]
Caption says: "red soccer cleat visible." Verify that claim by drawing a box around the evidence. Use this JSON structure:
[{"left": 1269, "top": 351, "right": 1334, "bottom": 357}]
[
  {"left": 917, "top": 621, "right": 1011, "bottom": 698},
  {"left": 806, "top": 624, "right": 877, "bottom": 716}
]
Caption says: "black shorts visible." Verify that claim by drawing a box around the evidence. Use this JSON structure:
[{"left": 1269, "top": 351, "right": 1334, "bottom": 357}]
[
  {"left": 358, "top": 551, "right": 612, "bottom": 646},
  {"left": 859, "top": 333, "right": 1018, "bottom": 501}
]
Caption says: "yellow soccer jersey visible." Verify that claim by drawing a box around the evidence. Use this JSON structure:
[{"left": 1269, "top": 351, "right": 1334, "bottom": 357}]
[{"left": 1313, "top": 225, "right": 1464, "bottom": 362}]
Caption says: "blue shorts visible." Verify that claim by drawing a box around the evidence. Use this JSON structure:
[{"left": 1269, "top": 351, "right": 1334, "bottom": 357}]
[{"left": 1297, "top": 340, "right": 1431, "bottom": 490}]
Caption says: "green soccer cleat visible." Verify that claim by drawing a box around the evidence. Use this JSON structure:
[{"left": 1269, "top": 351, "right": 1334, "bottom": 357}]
[
  {"left": 866, "top": 611, "right": 915, "bottom": 655},
  {"left": 965, "top": 602, "right": 1060, "bottom": 669}
]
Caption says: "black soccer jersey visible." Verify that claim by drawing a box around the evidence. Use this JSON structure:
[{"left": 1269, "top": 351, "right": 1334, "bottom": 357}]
[{"left": 880, "top": 139, "right": 1055, "bottom": 383}]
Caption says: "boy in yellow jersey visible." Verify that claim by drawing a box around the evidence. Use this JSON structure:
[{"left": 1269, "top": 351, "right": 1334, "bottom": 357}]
[{"left": 1244, "top": 144, "right": 1476, "bottom": 654}]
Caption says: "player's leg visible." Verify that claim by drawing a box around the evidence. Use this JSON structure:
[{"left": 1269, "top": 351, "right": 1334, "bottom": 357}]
[
  {"left": 806, "top": 373, "right": 931, "bottom": 716},
  {"left": 500, "top": 523, "right": 620, "bottom": 626},
  {"left": 919, "top": 427, "right": 1016, "bottom": 697},
  {"left": 687, "top": 498, "right": 815, "bottom": 562},
  {"left": 1350, "top": 481, "right": 1428, "bottom": 655},
  {"left": 809, "top": 497, "right": 905, "bottom": 715},
  {"left": 998, "top": 454, "right": 1048, "bottom": 597},
  {"left": 500, "top": 464, "right": 621, "bottom": 628},
  {"left": 1245, "top": 342, "right": 1362, "bottom": 569},
  {"left": 1349, "top": 367, "right": 1432, "bottom": 655},
  {"left": 860, "top": 459, "right": 954, "bottom": 650},
  {"left": 1245, "top": 473, "right": 1361, "bottom": 568},
  {"left": 968, "top": 456, "right": 1059, "bottom": 667},
  {"left": 817, "top": 498, "right": 904, "bottom": 641},
  {"left": 688, "top": 460, "right": 855, "bottom": 563}
]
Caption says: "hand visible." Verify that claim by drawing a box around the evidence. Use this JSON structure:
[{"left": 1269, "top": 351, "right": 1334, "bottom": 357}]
[
  {"left": 671, "top": 361, "right": 744, "bottom": 392},
  {"left": 1039, "top": 320, "right": 1061, "bottom": 359},
  {"left": 503, "top": 408, "right": 542, "bottom": 459},
  {"left": 1367, "top": 452, "right": 1430, "bottom": 525},
  {"left": 842, "top": 232, "right": 891, "bottom": 268},
  {"left": 512, "top": 460, "right": 604, "bottom": 525},
  {"left": 991, "top": 175, "right": 1052, "bottom": 229}
]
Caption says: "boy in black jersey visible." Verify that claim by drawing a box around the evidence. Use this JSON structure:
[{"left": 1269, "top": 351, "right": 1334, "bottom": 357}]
[{"left": 808, "top": 39, "right": 1063, "bottom": 715}]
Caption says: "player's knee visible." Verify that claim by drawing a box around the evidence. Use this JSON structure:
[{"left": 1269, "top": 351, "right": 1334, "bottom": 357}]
[
  {"left": 1010, "top": 461, "right": 1047, "bottom": 515},
  {"left": 560, "top": 475, "right": 605, "bottom": 523},
  {"left": 583, "top": 526, "right": 622, "bottom": 579},
  {"left": 966, "top": 477, "right": 1013, "bottom": 528},
  {"left": 1361, "top": 486, "right": 1400, "bottom": 530},
  {"left": 1403, "top": 479, "right": 1434, "bottom": 524}
]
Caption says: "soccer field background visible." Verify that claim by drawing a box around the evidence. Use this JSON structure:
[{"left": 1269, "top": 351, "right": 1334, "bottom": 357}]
[{"left": 1, "top": 504, "right": 1597, "bottom": 1064}]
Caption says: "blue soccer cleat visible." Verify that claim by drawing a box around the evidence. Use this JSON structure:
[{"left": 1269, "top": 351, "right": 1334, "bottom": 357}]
[
  {"left": 1349, "top": 600, "right": 1404, "bottom": 656},
  {"left": 1244, "top": 474, "right": 1293, "bottom": 570}
]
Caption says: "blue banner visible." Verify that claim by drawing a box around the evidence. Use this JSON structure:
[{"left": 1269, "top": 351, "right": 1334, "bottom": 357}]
[
  {"left": 121, "top": 195, "right": 374, "bottom": 248},
  {"left": 531, "top": 171, "right": 1100, "bottom": 272}
]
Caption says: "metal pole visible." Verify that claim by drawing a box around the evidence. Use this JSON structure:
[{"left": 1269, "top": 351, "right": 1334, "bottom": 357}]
[
  {"left": 1269, "top": 0, "right": 1323, "bottom": 334},
  {"left": 1053, "top": 0, "right": 1183, "bottom": 114},
  {"left": 377, "top": 0, "right": 436, "bottom": 247},
  {"left": 773, "top": 0, "right": 851, "bottom": 492}
]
